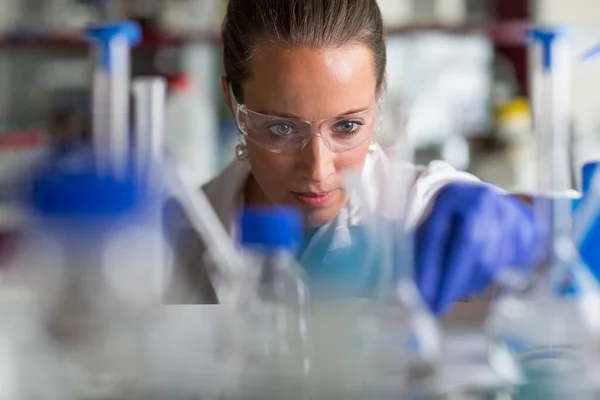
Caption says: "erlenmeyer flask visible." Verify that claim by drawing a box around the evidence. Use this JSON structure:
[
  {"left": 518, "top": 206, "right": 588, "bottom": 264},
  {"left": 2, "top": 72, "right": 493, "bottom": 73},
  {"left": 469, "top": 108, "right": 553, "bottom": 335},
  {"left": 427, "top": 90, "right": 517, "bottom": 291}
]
[
  {"left": 486, "top": 233, "right": 600, "bottom": 397},
  {"left": 486, "top": 28, "right": 600, "bottom": 398},
  {"left": 351, "top": 277, "right": 441, "bottom": 398},
  {"left": 343, "top": 137, "right": 442, "bottom": 398}
]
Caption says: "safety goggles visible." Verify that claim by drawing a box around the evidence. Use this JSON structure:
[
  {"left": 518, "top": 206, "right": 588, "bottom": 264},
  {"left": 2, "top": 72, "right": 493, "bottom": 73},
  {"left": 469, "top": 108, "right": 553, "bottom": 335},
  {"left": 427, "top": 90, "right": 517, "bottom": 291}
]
[{"left": 230, "top": 88, "right": 383, "bottom": 154}]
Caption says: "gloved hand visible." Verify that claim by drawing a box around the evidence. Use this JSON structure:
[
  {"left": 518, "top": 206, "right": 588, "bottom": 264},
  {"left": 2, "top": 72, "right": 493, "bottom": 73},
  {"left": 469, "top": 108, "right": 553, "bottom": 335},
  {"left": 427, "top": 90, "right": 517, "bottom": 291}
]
[{"left": 415, "top": 183, "right": 539, "bottom": 315}]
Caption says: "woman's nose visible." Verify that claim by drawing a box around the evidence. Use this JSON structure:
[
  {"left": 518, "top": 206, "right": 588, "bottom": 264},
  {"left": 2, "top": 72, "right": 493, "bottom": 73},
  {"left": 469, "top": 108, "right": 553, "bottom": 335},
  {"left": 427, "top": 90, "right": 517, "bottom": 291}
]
[{"left": 298, "top": 135, "right": 335, "bottom": 183}]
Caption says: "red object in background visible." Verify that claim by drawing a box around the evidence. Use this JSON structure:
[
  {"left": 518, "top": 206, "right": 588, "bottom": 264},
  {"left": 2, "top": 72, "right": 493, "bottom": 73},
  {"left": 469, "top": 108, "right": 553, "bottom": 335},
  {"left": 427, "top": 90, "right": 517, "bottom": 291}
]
[
  {"left": 493, "top": 0, "right": 531, "bottom": 96},
  {"left": 495, "top": 0, "right": 530, "bottom": 20},
  {"left": 139, "top": 19, "right": 221, "bottom": 47},
  {"left": 171, "top": 73, "right": 194, "bottom": 92},
  {"left": 0, "top": 131, "right": 44, "bottom": 269},
  {"left": 0, "top": 130, "right": 46, "bottom": 150},
  {"left": 0, "top": 26, "right": 221, "bottom": 50}
]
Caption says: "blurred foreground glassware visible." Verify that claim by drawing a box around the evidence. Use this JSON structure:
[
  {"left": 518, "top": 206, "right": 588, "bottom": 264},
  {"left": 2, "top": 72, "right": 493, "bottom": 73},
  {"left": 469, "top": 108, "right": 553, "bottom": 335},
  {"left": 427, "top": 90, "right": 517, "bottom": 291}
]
[
  {"left": 22, "top": 154, "right": 166, "bottom": 399},
  {"left": 0, "top": 237, "right": 67, "bottom": 400},
  {"left": 86, "top": 20, "right": 141, "bottom": 178},
  {"left": 222, "top": 207, "right": 311, "bottom": 399},
  {"left": 343, "top": 95, "right": 442, "bottom": 399},
  {"left": 345, "top": 184, "right": 441, "bottom": 399},
  {"left": 486, "top": 28, "right": 600, "bottom": 399}
]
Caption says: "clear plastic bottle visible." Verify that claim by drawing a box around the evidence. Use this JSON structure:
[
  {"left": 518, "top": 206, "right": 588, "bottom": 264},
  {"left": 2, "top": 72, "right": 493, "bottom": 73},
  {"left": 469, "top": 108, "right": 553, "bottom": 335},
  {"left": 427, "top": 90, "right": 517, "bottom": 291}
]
[
  {"left": 22, "top": 155, "right": 166, "bottom": 398},
  {"left": 223, "top": 207, "right": 311, "bottom": 400},
  {"left": 0, "top": 249, "right": 67, "bottom": 400}
]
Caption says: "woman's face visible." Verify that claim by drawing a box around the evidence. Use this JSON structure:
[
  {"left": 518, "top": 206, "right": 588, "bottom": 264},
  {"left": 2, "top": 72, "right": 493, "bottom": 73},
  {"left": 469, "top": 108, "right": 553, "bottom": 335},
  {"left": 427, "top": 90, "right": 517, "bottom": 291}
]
[{"left": 223, "top": 43, "right": 378, "bottom": 227}]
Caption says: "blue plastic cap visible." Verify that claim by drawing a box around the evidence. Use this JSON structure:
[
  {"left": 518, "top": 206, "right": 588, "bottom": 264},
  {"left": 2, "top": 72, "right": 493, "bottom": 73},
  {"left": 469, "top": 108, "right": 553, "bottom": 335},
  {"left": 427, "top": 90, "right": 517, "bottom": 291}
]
[
  {"left": 582, "top": 162, "right": 600, "bottom": 195},
  {"left": 85, "top": 20, "right": 142, "bottom": 71},
  {"left": 528, "top": 28, "right": 569, "bottom": 71},
  {"left": 239, "top": 207, "right": 302, "bottom": 254},
  {"left": 30, "top": 154, "right": 145, "bottom": 218}
]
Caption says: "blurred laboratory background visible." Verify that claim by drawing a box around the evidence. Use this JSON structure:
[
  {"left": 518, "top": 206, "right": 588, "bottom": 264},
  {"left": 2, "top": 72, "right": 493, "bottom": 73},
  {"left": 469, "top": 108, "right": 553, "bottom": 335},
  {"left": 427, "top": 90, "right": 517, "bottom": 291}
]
[
  {"left": 1, "top": 0, "right": 600, "bottom": 203},
  {"left": 1, "top": 2, "right": 600, "bottom": 398}
]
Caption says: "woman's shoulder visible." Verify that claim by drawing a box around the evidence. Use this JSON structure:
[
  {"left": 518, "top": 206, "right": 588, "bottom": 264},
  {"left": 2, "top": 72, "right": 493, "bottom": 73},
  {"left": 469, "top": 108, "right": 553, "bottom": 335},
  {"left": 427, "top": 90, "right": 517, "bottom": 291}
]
[
  {"left": 162, "top": 161, "right": 251, "bottom": 305},
  {"left": 203, "top": 159, "right": 250, "bottom": 197},
  {"left": 165, "top": 159, "right": 250, "bottom": 237},
  {"left": 202, "top": 159, "right": 251, "bottom": 227}
]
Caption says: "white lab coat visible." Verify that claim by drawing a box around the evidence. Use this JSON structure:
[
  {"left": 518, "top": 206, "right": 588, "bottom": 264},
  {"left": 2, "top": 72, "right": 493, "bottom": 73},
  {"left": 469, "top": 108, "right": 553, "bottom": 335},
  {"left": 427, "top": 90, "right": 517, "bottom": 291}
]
[
  {"left": 166, "top": 145, "right": 480, "bottom": 303},
  {"left": 203, "top": 145, "right": 480, "bottom": 248},
  {"left": 166, "top": 145, "right": 483, "bottom": 303}
]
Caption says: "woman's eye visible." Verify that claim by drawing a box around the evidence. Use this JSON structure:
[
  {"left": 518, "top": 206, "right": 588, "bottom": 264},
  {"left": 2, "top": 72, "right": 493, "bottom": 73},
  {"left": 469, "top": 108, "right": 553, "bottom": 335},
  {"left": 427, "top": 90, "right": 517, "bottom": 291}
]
[
  {"left": 335, "top": 120, "right": 363, "bottom": 134},
  {"left": 267, "top": 124, "right": 293, "bottom": 136}
]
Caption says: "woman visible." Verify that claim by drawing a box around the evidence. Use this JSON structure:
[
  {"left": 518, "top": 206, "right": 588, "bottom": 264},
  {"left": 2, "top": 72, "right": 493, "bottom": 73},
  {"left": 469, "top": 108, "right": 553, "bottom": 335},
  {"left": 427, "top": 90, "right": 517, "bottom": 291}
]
[{"left": 170, "top": 0, "right": 538, "bottom": 315}]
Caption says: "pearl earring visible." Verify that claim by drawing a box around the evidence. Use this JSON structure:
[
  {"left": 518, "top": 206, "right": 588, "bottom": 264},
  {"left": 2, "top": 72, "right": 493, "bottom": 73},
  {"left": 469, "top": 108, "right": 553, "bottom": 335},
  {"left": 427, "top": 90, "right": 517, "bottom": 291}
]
[
  {"left": 368, "top": 142, "right": 377, "bottom": 153},
  {"left": 235, "top": 142, "right": 248, "bottom": 161}
]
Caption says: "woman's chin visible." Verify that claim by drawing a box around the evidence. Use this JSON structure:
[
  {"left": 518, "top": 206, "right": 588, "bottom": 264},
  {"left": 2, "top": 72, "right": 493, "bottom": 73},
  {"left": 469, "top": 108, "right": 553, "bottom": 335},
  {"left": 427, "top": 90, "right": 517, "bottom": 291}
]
[{"left": 302, "top": 208, "right": 341, "bottom": 228}]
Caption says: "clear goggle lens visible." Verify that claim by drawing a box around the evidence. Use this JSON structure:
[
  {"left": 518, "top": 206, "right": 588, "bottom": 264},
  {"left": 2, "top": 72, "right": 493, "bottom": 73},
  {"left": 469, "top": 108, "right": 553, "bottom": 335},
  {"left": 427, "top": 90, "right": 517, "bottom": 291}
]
[{"left": 234, "top": 100, "right": 383, "bottom": 154}]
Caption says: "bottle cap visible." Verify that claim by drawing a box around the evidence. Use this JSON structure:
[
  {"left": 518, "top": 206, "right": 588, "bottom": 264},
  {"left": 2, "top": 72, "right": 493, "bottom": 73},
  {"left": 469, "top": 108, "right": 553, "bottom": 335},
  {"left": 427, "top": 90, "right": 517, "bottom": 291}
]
[
  {"left": 528, "top": 28, "right": 570, "bottom": 71},
  {"left": 86, "top": 20, "right": 142, "bottom": 71},
  {"left": 29, "top": 152, "right": 145, "bottom": 218},
  {"left": 239, "top": 207, "right": 302, "bottom": 254}
]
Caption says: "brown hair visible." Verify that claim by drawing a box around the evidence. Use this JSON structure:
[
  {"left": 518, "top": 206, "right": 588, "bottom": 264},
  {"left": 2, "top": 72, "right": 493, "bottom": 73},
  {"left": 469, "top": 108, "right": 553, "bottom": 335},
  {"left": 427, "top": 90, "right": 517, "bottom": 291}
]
[{"left": 222, "top": 0, "right": 386, "bottom": 101}]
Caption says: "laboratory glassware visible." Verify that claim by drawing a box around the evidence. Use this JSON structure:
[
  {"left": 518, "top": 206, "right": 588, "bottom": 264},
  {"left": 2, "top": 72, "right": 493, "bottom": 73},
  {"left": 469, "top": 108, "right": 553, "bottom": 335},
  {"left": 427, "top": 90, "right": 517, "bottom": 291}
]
[
  {"left": 86, "top": 21, "right": 141, "bottom": 179},
  {"left": 133, "top": 73, "right": 246, "bottom": 303},
  {"left": 345, "top": 95, "right": 442, "bottom": 399},
  {"left": 486, "top": 28, "right": 600, "bottom": 398},
  {"left": 24, "top": 157, "right": 165, "bottom": 399},
  {"left": 163, "top": 162, "right": 246, "bottom": 297},
  {"left": 222, "top": 207, "right": 310, "bottom": 399},
  {"left": 132, "top": 76, "right": 167, "bottom": 183},
  {"left": 130, "top": 73, "right": 233, "bottom": 397},
  {"left": 0, "top": 240, "right": 68, "bottom": 400}
]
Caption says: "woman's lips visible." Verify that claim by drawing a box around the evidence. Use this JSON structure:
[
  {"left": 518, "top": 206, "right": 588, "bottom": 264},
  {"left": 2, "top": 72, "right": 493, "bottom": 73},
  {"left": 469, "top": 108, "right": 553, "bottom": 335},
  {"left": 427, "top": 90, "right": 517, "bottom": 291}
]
[{"left": 292, "top": 190, "right": 336, "bottom": 207}]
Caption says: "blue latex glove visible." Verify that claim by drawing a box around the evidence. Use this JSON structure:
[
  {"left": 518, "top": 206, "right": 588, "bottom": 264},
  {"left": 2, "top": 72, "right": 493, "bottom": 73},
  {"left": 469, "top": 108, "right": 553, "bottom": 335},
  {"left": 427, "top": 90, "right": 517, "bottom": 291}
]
[{"left": 415, "top": 183, "right": 539, "bottom": 315}]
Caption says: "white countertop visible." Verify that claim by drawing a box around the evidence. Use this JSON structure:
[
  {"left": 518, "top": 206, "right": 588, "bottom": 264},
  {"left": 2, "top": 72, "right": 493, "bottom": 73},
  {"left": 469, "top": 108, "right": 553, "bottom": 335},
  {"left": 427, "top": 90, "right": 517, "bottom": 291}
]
[{"left": 145, "top": 303, "right": 507, "bottom": 397}]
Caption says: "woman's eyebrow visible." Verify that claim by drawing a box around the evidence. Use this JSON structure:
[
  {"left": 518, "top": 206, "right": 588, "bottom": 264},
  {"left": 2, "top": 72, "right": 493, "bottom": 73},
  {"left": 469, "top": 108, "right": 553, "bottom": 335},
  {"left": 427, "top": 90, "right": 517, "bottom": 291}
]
[
  {"left": 256, "top": 110, "right": 300, "bottom": 118},
  {"left": 335, "top": 106, "right": 373, "bottom": 116},
  {"left": 255, "top": 105, "right": 373, "bottom": 119}
]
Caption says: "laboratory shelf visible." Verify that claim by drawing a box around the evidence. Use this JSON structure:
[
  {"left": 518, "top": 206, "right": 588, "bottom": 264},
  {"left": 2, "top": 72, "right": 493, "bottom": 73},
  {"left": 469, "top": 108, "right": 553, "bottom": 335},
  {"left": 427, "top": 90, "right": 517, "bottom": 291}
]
[
  {"left": 0, "top": 20, "right": 529, "bottom": 51},
  {"left": 386, "top": 19, "right": 530, "bottom": 46},
  {"left": 0, "top": 29, "right": 221, "bottom": 50}
]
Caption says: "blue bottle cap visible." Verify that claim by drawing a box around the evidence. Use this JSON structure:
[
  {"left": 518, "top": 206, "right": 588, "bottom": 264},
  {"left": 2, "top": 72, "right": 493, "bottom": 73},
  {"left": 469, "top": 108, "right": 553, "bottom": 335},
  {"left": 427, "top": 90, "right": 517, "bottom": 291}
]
[
  {"left": 528, "top": 28, "right": 570, "bottom": 71},
  {"left": 582, "top": 162, "right": 600, "bottom": 195},
  {"left": 239, "top": 207, "right": 302, "bottom": 254},
  {"left": 85, "top": 20, "right": 142, "bottom": 71},
  {"left": 29, "top": 153, "right": 145, "bottom": 219}
]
